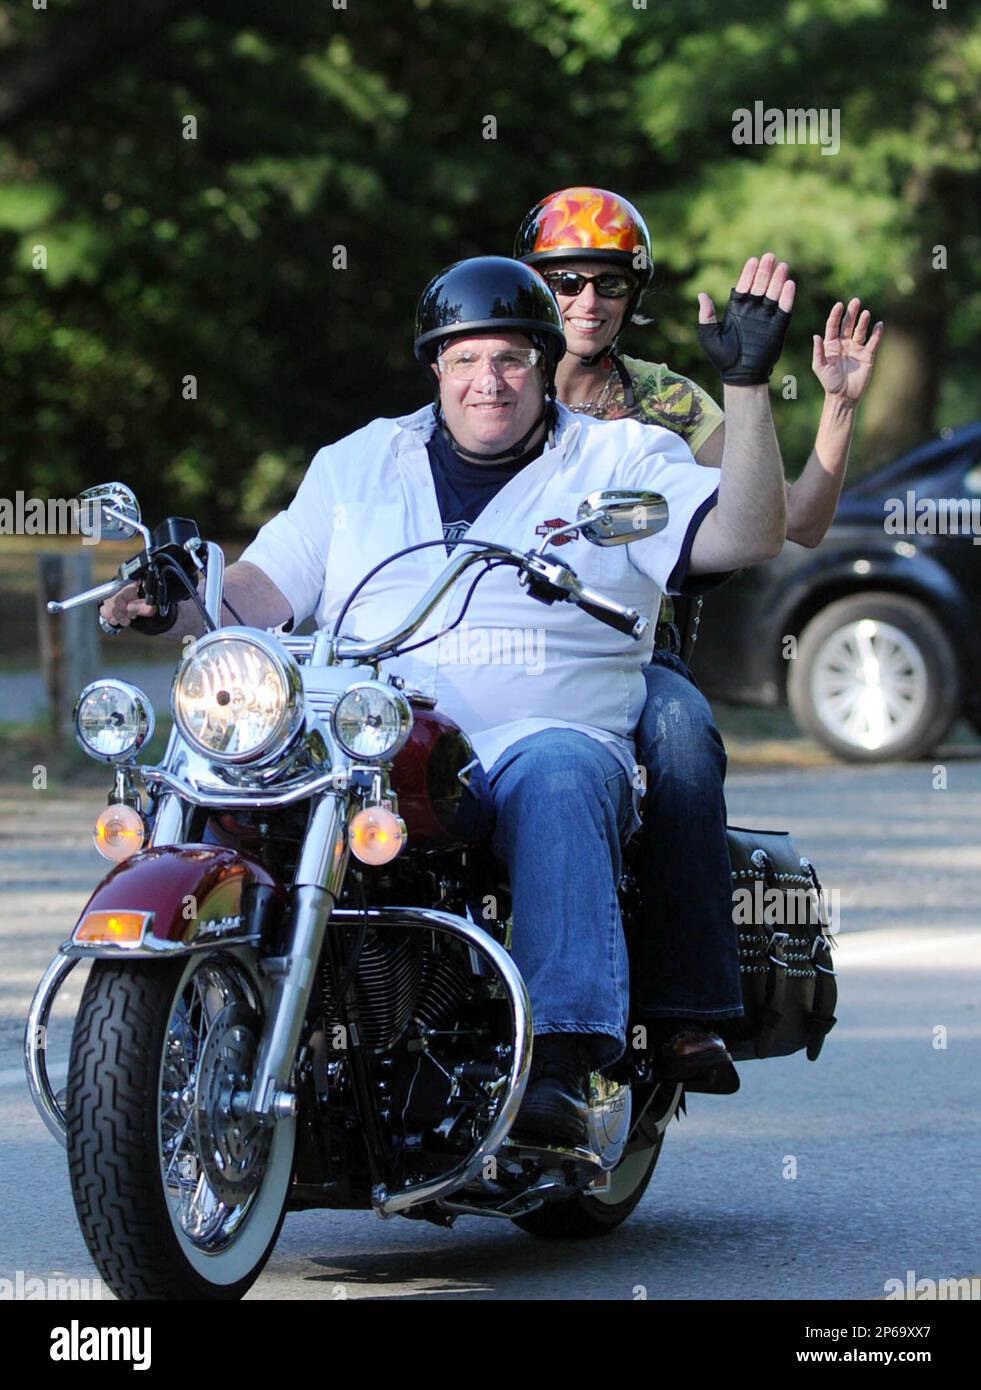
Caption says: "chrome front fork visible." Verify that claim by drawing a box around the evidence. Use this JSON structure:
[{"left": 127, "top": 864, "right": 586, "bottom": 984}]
[
  {"left": 148, "top": 763, "right": 350, "bottom": 1121},
  {"left": 246, "top": 793, "right": 350, "bottom": 1120}
]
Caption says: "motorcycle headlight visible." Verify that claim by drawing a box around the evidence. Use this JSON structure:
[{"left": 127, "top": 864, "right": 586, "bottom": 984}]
[
  {"left": 172, "top": 629, "right": 303, "bottom": 765},
  {"left": 74, "top": 680, "right": 155, "bottom": 763},
  {"left": 331, "top": 683, "right": 413, "bottom": 762}
]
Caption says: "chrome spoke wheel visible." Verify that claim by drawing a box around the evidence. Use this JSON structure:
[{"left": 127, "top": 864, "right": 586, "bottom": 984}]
[
  {"left": 810, "top": 618, "right": 927, "bottom": 753},
  {"left": 159, "top": 959, "right": 267, "bottom": 1253}
]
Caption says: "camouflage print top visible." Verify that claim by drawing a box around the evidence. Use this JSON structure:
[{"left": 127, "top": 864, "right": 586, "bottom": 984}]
[
  {"left": 564, "top": 354, "right": 725, "bottom": 646},
  {"left": 568, "top": 353, "right": 724, "bottom": 458}
]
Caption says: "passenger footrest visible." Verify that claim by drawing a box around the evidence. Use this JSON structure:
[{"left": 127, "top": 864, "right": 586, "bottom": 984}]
[{"left": 680, "top": 1058, "right": 741, "bottom": 1095}]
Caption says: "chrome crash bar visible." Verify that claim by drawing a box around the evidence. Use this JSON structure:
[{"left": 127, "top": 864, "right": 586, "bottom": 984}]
[
  {"left": 24, "top": 904, "right": 534, "bottom": 1204},
  {"left": 24, "top": 953, "right": 79, "bottom": 1148},
  {"left": 325, "top": 906, "right": 533, "bottom": 1219}
]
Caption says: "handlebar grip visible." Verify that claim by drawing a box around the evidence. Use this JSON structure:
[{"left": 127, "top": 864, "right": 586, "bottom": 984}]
[{"left": 576, "top": 596, "right": 649, "bottom": 640}]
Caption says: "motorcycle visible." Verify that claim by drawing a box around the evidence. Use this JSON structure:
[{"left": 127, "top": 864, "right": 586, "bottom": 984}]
[{"left": 26, "top": 479, "right": 713, "bottom": 1300}]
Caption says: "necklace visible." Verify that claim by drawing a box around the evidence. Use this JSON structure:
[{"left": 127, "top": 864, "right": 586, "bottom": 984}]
[{"left": 565, "top": 362, "right": 618, "bottom": 416}]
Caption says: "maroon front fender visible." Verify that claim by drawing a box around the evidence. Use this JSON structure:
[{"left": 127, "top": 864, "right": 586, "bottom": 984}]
[{"left": 64, "top": 846, "right": 286, "bottom": 957}]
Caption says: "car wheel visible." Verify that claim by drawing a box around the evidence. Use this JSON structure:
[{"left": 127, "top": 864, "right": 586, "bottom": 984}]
[{"left": 787, "top": 591, "right": 960, "bottom": 761}]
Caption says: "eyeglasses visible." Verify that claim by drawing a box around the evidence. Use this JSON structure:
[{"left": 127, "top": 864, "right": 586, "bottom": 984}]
[
  {"left": 542, "top": 269, "right": 637, "bottom": 299},
  {"left": 436, "top": 347, "right": 542, "bottom": 381}
]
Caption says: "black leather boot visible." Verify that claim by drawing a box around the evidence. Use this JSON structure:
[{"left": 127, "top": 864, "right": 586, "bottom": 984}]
[
  {"left": 511, "top": 1033, "right": 595, "bottom": 1148},
  {"left": 641, "top": 1016, "right": 739, "bottom": 1093}
]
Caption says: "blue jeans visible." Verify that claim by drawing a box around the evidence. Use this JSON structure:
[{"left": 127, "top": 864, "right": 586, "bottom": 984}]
[
  {"left": 484, "top": 730, "right": 632, "bottom": 1067},
  {"left": 632, "top": 651, "right": 743, "bottom": 1021}
]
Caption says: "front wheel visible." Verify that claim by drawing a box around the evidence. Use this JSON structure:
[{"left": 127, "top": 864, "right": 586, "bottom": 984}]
[
  {"left": 512, "top": 1083, "right": 682, "bottom": 1239},
  {"left": 67, "top": 950, "right": 295, "bottom": 1300}
]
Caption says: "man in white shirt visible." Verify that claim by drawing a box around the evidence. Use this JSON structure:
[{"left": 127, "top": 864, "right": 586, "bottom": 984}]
[{"left": 102, "top": 256, "right": 790, "bottom": 1146}]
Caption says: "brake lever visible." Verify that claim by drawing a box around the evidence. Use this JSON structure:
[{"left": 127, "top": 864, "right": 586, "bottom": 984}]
[
  {"left": 519, "top": 553, "right": 580, "bottom": 606},
  {"left": 46, "top": 546, "right": 150, "bottom": 616},
  {"left": 519, "top": 553, "right": 648, "bottom": 639},
  {"left": 46, "top": 576, "right": 130, "bottom": 616}
]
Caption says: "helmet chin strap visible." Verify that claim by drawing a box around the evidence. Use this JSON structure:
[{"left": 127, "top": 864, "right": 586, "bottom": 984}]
[
  {"left": 578, "top": 342, "right": 615, "bottom": 367},
  {"left": 436, "top": 401, "right": 555, "bottom": 463}
]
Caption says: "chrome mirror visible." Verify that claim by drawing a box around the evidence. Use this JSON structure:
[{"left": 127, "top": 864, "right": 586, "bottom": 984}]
[
  {"left": 78, "top": 483, "right": 143, "bottom": 543},
  {"left": 576, "top": 490, "right": 669, "bottom": 546}
]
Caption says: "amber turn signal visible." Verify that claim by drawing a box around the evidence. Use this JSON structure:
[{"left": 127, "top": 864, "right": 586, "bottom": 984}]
[
  {"left": 93, "top": 804, "right": 146, "bottom": 863},
  {"left": 349, "top": 806, "right": 406, "bottom": 865},
  {"left": 74, "top": 910, "right": 152, "bottom": 946}
]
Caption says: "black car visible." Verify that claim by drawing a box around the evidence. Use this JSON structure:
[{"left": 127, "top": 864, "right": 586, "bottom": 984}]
[{"left": 691, "top": 422, "right": 981, "bottom": 761}]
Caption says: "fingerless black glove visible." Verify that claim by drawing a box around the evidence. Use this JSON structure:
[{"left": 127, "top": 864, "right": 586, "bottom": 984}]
[
  {"left": 129, "top": 605, "right": 179, "bottom": 636},
  {"left": 128, "top": 569, "right": 181, "bottom": 635},
  {"left": 698, "top": 288, "right": 792, "bottom": 385}
]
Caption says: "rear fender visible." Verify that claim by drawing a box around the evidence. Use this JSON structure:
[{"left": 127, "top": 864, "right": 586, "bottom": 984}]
[{"left": 63, "top": 846, "right": 286, "bottom": 958}]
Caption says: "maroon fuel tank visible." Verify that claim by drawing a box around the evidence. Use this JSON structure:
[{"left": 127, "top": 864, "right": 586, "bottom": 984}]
[
  {"left": 389, "top": 700, "right": 477, "bottom": 850},
  {"left": 66, "top": 846, "right": 286, "bottom": 955}
]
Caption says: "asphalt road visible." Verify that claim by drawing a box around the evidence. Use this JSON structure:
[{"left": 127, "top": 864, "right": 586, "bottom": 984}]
[{"left": 1, "top": 759, "right": 980, "bottom": 1301}]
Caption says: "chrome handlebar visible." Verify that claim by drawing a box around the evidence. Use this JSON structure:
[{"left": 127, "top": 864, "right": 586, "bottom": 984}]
[
  {"left": 331, "top": 543, "right": 526, "bottom": 662},
  {"left": 45, "top": 505, "right": 644, "bottom": 651},
  {"left": 201, "top": 541, "right": 224, "bottom": 627},
  {"left": 330, "top": 542, "right": 647, "bottom": 664},
  {"left": 45, "top": 540, "right": 226, "bottom": 628}
]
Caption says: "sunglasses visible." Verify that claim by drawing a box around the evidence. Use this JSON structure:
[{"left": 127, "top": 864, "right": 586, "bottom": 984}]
[{"left": 542, "top": 269, "right": 637, "bottom": 299}]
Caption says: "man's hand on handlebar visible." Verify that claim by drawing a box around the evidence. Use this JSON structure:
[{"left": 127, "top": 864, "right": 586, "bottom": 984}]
[
  {"left": 100, "top": 583, "right": 159, "bottom": 629},
  {"left": 98, "top": 561, "right": 292, "bottom": 638}
]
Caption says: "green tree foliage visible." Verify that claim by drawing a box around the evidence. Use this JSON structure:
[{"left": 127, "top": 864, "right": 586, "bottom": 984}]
[{"left": 0, "top": 0, "right": 976, "bottom": 534}]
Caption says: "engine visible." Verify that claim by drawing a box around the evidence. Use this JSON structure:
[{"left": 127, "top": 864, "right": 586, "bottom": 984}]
[{"left": 319, "top": 926, "right": 473, "bottom": 1053}]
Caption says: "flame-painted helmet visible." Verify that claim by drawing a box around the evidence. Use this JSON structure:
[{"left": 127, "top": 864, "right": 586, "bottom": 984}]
[
  {"left": 414, "top": 256, "right": 566, "bottom": 391},
  {"left": 514, "top": 186, "right": 654, "bottom": 288}
]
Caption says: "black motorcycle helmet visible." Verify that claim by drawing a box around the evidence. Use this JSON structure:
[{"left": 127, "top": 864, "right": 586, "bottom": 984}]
[{"left": 414, "top": 255, "right": 567, "bottom": 396}]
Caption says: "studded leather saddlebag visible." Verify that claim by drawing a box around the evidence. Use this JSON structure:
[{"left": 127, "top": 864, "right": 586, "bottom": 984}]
[{"left": 720, "top": 827, "right": 838, "bottom": 1063}]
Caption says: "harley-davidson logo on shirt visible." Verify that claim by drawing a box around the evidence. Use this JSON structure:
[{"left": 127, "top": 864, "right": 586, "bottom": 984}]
[
  {"left": 443, "top": 519, "right": 472, "bottom": 548},
  {"left": 534, "top": 517, "right": 577, "bottom": 546}
]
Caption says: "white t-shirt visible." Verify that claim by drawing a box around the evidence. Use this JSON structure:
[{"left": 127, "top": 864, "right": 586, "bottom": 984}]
[{"left": 241, "top": 402, "right": 719, "bottom": 815}]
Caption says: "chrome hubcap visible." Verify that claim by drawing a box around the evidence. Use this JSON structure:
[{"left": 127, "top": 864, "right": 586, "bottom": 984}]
[
  {"left": 811, "top": 618, "right": 928, "bottom": 752},
  {"left": 159, "top": 960, "right": 266, "bottom": 1251},
  {"left": 193, "top": 1004, "right": 270, "bottom": 1207}
]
